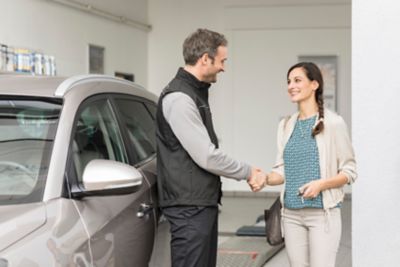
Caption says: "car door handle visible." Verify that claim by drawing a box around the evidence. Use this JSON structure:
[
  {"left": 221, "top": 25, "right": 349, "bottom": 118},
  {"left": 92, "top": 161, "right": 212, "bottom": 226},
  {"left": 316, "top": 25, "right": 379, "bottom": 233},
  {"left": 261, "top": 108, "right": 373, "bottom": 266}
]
[{"left": 137, "top": 203, "right": 153, "bottom": 218}]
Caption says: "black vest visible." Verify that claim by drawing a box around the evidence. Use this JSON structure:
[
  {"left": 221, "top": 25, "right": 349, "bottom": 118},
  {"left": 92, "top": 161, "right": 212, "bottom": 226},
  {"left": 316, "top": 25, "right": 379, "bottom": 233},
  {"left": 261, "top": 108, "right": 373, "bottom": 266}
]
[{"left": 156, "top": 68, "right": 222, "bottom": 207}]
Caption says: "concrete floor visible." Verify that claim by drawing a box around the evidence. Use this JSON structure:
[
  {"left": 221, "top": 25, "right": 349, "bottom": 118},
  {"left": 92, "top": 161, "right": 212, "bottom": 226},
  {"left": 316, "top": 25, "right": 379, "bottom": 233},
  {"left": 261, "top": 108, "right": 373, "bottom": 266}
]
[
  {"left": 219, "top": 194, "right": 352, "bottom": 267},
  {"left": 150, "top": 194, "right": 352, "bottom": 267}
]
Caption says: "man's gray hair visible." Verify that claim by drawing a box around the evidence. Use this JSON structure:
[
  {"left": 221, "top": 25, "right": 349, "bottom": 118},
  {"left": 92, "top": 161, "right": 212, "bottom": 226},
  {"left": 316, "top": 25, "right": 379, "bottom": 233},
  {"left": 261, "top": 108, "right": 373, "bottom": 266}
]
[{"left": 183, "top": 28, "right": 228, "bottom": 66}]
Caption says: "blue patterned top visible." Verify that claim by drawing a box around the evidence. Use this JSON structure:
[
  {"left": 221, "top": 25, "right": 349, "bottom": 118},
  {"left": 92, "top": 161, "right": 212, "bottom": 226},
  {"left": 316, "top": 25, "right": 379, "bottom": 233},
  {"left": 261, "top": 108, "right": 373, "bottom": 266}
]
[{"left": 283, "top": 116, "right": 323, "bottom": 209}]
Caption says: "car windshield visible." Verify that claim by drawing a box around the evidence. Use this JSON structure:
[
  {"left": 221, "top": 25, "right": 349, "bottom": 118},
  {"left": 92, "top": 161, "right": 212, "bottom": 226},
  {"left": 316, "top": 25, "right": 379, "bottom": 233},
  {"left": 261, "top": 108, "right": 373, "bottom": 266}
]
[{"left": 0, "top": 98, "right": 61, "bottom": 205}]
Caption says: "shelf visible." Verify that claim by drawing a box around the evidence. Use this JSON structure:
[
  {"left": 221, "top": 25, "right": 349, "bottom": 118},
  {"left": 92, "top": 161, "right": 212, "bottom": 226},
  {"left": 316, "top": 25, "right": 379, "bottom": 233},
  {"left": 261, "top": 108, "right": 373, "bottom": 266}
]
[{"left": 0, "top": 71, "right": 53, "bottom": 76}]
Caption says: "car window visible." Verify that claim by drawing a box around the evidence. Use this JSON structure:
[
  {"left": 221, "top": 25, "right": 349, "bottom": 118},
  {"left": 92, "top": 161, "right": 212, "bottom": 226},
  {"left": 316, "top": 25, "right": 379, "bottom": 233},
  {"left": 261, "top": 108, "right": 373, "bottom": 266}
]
[
  {"left": 72, "top": 99, "right": 128, "bottom": 182},
  {"left": 0, "top": 99, "right": 61, "bottom": 205},
  {"left": 114, "top": 99, "right": 156, "bottom": 165},
  {"left": 145, "top": 103, "right": 157, "bottom": 119}
]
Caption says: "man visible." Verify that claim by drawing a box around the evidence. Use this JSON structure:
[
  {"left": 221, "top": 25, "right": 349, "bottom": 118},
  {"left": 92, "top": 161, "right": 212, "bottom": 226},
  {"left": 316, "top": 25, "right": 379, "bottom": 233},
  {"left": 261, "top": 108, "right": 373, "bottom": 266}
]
[{"left": 156, "top": 28, "right": 265, "bottom": 267}]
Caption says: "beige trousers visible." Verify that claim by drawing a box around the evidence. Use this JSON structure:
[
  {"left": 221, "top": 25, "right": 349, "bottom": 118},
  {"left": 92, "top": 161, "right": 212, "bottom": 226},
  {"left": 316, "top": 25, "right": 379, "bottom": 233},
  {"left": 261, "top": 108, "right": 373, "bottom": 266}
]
[{"left": 282, "top": 207, "right": 341, "bottom": 267}]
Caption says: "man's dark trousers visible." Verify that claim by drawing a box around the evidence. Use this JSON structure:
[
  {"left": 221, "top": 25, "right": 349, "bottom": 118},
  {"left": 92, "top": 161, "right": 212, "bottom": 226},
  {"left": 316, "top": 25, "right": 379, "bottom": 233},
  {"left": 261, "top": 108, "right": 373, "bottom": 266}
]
[{"left": 162, "top": 206, "right": 219, "bottom": 267}]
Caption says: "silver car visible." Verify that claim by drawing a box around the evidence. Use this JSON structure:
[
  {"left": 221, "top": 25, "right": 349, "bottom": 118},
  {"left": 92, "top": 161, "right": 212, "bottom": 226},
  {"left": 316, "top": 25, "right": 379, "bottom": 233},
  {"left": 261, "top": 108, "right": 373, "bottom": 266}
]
[{"left": 0, "top": 75, "right": 160, "bottom": 266}]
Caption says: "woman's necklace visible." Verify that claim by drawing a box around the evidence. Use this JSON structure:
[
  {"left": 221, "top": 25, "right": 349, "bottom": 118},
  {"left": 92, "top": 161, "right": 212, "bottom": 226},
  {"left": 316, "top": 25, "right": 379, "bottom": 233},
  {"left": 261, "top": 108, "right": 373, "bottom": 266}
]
[
  {"left": 297, "top": 116, "right": 315, "bottom": 138},
  {"left": 298, "top": 120, "right": 308, "bottom": 138}
]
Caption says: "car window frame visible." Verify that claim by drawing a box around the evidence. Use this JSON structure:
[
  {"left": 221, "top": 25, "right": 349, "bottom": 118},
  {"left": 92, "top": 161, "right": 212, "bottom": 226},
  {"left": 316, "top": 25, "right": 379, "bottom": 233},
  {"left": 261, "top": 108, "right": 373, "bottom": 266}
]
[
  {"left": 63, "top": 93, "right": 157, "bottom": 198},
  {"left": 64, "top": 94, "right": 129, "bottom": 198}
]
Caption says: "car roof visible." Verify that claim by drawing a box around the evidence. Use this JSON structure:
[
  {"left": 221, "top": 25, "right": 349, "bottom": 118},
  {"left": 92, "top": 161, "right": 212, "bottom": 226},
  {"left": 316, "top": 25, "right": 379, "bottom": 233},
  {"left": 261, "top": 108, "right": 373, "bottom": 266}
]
[
  {"left": 0, "top": 75, "right": 66, "bottom": 97},
  {"left": 0, "top": 74, "right": 157, "bottom": 102}
]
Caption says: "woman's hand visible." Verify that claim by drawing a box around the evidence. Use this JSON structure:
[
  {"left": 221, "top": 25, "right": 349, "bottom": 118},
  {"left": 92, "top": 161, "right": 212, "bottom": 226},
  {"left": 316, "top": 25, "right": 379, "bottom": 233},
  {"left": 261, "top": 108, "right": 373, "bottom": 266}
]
[
  {"left": 299, "top": 180, "right": 323, "bottom": 199},
  {"left": 247, "top": 167, "right": 267, "bottom": 192}
]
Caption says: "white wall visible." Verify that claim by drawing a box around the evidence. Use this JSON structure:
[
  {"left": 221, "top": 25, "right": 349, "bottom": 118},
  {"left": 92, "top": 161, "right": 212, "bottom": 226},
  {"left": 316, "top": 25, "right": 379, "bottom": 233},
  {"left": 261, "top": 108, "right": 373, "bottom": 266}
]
[
  {"left": 0, "top": 0, "right": 148, "bottom": 87},
  {"left": 148, "top": 0, "right": 351, "bottom": 192},
  {"left": 147, "top": 0, "right": 225, "bottom": 95},
  {"left": 352, "top": 0, "right": 400, "bottom": 266}
]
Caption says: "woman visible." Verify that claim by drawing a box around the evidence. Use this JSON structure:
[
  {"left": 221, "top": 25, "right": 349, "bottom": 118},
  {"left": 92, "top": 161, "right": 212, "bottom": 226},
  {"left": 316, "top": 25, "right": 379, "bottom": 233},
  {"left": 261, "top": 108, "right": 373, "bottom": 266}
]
[{"left": 264, "top": 62, "right": 357, "bottom": 267}]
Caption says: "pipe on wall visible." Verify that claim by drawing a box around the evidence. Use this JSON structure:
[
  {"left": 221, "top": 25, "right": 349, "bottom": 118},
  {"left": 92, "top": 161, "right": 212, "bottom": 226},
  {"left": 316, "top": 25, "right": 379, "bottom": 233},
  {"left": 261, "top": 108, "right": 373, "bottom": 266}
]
[{"left": 47, "top": 0, "right": 152, "bottom": 32}]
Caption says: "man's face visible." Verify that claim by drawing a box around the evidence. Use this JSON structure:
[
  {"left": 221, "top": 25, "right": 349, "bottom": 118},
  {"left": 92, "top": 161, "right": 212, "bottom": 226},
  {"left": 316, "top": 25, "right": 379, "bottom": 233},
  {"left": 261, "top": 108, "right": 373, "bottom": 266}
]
[{"left": 203, "top": 46, "right": 227, "bottom": 83}]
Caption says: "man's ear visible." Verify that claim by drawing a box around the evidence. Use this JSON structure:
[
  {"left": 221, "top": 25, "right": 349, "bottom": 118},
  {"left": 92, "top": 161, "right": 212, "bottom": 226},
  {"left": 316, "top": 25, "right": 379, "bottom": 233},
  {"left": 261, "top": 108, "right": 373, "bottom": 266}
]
[{"left": 199, "top": 53, "right": 209, "bottom": 65}]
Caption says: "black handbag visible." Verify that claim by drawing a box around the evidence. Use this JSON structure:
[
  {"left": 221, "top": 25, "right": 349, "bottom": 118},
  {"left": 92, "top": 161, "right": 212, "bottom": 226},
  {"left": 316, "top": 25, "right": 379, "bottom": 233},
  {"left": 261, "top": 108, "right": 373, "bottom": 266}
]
[{"left": 264, "top": 197, "right": 284, "bottom": 246}]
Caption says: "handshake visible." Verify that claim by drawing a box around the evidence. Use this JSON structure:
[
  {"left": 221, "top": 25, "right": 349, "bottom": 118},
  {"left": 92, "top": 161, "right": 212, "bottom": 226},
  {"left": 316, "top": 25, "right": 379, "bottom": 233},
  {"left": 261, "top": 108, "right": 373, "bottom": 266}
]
[{"left": 247, "top": 167, "right": 268, "bottom": 192}]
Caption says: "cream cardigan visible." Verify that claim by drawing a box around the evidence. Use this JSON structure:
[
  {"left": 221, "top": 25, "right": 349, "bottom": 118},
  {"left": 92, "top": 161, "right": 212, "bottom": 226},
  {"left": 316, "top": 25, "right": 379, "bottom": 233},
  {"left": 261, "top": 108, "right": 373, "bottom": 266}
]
[{"left": 272, "top": 109, "right": 357, "bottom": 210}]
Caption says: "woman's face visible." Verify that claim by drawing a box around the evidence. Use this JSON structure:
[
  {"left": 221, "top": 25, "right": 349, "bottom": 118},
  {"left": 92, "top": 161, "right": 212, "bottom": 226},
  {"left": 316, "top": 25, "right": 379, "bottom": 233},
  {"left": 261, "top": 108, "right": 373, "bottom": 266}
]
[{"left": 287, "top": 67, "right": 318, "bottom": 103}]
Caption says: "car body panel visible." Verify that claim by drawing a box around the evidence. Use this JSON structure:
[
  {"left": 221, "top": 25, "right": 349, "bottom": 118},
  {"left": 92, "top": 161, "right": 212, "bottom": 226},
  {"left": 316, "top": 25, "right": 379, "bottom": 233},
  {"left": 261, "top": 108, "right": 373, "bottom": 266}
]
[
  {"left": 0, "top": 199, "right": 91, "bottom": 265},
  {"left": 0, "top": 203, "right": 46, "bottom": 252}
]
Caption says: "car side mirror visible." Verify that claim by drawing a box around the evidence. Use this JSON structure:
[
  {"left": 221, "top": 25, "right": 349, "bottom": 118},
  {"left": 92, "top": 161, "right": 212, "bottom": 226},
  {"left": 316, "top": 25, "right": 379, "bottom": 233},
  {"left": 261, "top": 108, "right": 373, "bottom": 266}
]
[{"left": 74, "top": 159, "right": 143, "bottom": 197}]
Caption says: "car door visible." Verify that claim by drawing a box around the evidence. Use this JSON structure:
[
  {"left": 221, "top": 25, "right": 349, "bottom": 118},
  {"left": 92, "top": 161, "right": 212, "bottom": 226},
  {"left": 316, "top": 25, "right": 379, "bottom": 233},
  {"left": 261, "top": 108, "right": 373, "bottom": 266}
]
[
  {"left": 65, "top": 95, "right": 156, "bottom": 266},
  {"left": 111, "top": 95, "right": 158, "bottom": 219}
]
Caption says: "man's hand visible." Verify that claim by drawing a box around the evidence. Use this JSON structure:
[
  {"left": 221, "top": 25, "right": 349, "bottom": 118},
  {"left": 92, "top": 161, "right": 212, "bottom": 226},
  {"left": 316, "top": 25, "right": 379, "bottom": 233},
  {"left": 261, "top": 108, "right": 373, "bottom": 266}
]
[{"left": 247, "top": 167, "right": 267, "bottom": 192}]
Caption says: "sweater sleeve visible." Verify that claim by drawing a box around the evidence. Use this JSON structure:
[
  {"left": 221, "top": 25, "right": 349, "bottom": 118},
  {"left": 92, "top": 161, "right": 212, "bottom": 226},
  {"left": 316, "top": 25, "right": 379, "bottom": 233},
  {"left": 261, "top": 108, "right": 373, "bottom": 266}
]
[
  {"left": 271, "top": 118, "right": 286, "bottom": 178},
  {"left": 162, "top": 92, "right": 251, "bottom": 180},
  {"left": 334, "top": 116, "right": 357, "bottom": 184}
]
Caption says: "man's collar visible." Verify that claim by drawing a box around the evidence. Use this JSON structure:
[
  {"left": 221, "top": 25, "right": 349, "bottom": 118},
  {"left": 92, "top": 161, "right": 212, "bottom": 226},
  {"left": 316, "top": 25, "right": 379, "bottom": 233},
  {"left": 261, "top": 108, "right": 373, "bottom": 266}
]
[{"left": 176, "top": 67, "right": 211, "bottom": 90}]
